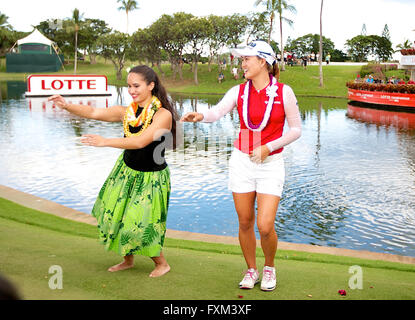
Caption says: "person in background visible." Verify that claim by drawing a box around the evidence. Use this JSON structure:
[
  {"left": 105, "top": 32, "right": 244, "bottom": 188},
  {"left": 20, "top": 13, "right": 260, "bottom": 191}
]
[{"left": 218, "top": 71, "right": 225, "bottom": 83}]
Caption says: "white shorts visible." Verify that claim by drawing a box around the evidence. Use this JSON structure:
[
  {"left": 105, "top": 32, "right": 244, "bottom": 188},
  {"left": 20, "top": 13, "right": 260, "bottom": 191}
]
[{"left": 228, "top": 148, "right": 285, "bottom": 197}]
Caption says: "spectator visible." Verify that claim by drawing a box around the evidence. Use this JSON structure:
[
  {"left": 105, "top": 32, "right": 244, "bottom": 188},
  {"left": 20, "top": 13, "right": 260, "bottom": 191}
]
[
  {"left": 232, "top": 67, "right": 239, "bottom": 80},
  {"left": 218, "top": 71, "right": 225, "bottom": 83},
  {"left": 302, "top": 55, "right": 308, "bottom": 70},
  {"left": 365, "top": 75, "right": 374, "bottom": 83},
  {"left": 326, "top": 53, "right": 331, "bottom": 65},
  {"left": 397, "top": 79, "right": 406, "bottom": 85},
  {"left": 311, "top": 52, "right": 316, "bottom": 64},
  {"left": 408, "top": 79, "right": 415, "bottom": 85}
]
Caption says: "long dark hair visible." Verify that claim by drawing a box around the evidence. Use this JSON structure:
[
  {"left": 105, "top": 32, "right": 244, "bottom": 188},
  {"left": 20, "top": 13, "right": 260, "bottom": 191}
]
[
  {"left": 267, "top": 61, "right": 280, "bottom": 81},
  {"left": 129, "top": 65, "right": 178, "bottom": 148}
]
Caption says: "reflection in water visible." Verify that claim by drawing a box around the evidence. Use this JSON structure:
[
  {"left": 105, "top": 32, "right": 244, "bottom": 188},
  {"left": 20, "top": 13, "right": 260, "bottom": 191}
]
[
  {"left": 346, "top": 103, "right": 415, "bottom": 131},
  {"left": 1, "top": 82, "right": 415, "bottom": 257}
]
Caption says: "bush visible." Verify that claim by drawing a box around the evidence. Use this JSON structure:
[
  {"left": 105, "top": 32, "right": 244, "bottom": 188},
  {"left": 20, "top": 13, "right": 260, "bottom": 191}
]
[
  {"left": 346, "top": 81, "right": 415, "bottom": 94},
  {"left": 401, "top": 49, "right": 415, "bottom": 56},
  {"left": 359, "top": 63, "right": 398, "bottom": 80}
]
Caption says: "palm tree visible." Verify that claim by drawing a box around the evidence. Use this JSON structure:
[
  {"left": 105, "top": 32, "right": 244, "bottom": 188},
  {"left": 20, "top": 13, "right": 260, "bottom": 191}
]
[
  {"left": 396, "top": 39, "right": 412, "bottom": 51},
  {"left": 117, "top": 0, "right": 139, "bottom": 34},
  {"left": 0, "top": 12, "right": 10, "bottom": 29},
  {"left": 72, "top": 8, "right": 83, "bottom": 75},
  {"left": 319, "top": 0, "right": 324, "bottom": 87},
  {"left": 254, "top": 0, "right": 296, "bottom": 70}
]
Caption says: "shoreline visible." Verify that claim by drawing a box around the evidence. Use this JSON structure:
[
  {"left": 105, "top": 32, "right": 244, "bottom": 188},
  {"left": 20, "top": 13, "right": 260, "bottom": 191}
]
[{"left": 1, "top": 184, "right": 414, "bottom": 266}]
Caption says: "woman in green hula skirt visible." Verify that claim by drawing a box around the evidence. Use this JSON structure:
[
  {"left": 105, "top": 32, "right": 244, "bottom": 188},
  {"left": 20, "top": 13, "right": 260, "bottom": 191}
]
[{"left": 48, "top": 65, "right": 177, "bottom": 277}]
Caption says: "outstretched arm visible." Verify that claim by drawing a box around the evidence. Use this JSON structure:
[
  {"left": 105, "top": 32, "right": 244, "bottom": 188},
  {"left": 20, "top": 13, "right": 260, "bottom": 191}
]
[
  {"left": 180, "top": 85, "right": 239, "bottom": 123},
  {"left": 48, "top": 95, "right": 125, "bottom": 122},
  {"left": 81, "top": 108, "right": 172, "bottom": 150}
]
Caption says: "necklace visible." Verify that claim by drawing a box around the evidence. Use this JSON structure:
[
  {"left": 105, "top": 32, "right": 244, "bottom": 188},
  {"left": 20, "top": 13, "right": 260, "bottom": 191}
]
[
  {"left": 123, "top": 96, "right": 162, "bottom": 137},
  {"left": 242, "top": 75, "right": 278, "bottom": 132}
]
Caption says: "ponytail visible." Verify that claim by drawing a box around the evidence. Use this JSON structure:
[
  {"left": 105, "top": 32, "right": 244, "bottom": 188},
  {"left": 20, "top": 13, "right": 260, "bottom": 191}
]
[{"left": 268, "top": 62, "right": 280, "bottom": 82}]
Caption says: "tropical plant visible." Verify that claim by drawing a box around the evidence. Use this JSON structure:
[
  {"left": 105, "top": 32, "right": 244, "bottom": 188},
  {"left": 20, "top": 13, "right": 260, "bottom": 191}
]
[
  {"left": 396, "top": 39, "right": 413, "bottom": 52},
  {"left": 0, "top": 12, "right": 11, "bottom": 29},
  {"left": 254, "top": 0, "right": 296, "bottom": 70},
  {"left": 117, "top": 0, "right": 139, "bottom": 34}
]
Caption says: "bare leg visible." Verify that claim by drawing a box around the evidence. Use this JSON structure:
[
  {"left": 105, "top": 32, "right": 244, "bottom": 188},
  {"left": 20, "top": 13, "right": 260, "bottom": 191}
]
[
  {"left": 150, "top": 252, "right": 170, "bottom": 278},
  {"left": 233, "top": 192, "right": 257, "bottom": 270},
  {"left": 108, "top": 254, "right": 134, "bottom": 272},
  {"left": 256, "top": 193, "right": 280, "bottom": 267}
]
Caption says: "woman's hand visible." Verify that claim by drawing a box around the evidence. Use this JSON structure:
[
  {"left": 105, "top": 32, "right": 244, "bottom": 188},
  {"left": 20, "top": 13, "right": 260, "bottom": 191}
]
[
  {"left": 180, "top": 112, "right": 204, "bottom": 123},
  {"left": 80, "top": 134, "right": 107, "bottom": 147},
  {"left": 47, "top": 95, "right": 68, "bottom": 109},
  {"left": 250, "top": 145, "right": 270, "bottom": 164}
]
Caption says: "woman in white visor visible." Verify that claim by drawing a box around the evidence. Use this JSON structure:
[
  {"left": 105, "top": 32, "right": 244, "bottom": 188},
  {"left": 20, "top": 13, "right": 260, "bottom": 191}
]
[{"left": 181, "top": 40, "right": 301, "bottom": 291}]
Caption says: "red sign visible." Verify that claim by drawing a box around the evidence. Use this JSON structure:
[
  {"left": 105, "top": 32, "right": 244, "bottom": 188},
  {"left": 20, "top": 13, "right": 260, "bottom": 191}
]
[
  {"left": 348, "top": 89, "right": 415, "bottom": 108},
  {"left": 25, "top": 75, "right": 111, "bottom": 97}
]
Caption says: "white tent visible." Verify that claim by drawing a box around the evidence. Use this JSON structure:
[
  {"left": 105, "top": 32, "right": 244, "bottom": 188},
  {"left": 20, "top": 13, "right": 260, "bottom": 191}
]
[
  {"left": 8, "top": 28, "right": 65, "bottom": 71},
  {"left": 17, "top": 28, "right": 54, "bottom": 46}
]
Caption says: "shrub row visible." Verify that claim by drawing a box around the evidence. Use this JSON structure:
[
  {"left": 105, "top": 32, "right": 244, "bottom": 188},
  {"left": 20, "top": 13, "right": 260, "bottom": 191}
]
[
  {"left": 401, "top": 49, "right": 415, "bottom": 56},
  {"left": 346, "top": 81, "right": 415, "bottom": 94}
]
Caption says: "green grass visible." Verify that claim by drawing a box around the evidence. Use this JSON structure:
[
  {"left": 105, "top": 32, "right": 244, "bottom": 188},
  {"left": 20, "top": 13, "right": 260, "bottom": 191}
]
[
  {"left": 0, "top": 57, "right": 362, "bottom": 98},
  {"left": 1, "top": 197, "right": 414, "bottom": 300}
]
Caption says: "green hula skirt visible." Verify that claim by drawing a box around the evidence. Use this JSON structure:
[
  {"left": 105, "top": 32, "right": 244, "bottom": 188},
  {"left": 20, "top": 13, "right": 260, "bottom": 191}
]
[{"left": 91, "top": 153, "right": 171, "bottom": 257}]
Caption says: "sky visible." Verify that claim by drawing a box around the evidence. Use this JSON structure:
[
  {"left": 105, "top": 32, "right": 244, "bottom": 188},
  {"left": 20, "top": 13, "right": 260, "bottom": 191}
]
[{"left": 3, "top": 0, "right": 415, "bottom": 55}]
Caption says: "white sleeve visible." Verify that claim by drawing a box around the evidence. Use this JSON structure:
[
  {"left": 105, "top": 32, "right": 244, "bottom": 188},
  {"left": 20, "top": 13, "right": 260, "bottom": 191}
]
[
  {"left": 201, "top": 85, "right": 239, "bottom": 123},
  {"left": 266, "top": 85, "right": 302, "bottom": 152}
]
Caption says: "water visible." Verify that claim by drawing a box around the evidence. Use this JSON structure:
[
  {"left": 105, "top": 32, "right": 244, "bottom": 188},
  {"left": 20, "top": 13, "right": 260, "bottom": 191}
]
[{"left": 1, "top": 81, "right": 415, "bottom": 257}]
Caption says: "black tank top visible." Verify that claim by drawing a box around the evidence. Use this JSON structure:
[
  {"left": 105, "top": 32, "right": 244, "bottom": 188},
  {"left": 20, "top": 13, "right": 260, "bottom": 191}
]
[{"left": 123, "top": 106, "right": 168, "bottom": 172}]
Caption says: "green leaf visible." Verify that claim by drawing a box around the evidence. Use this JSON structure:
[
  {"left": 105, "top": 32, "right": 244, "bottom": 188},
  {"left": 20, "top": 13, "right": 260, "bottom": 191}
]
[{"left": 141, "top": 224, "right": 159, "bottom": 248}]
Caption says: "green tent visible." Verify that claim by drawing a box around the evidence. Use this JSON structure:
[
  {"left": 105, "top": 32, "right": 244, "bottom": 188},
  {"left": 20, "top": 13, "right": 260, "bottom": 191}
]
[{"left": 6, "top": 29, "right": 64, "bottom": 73}]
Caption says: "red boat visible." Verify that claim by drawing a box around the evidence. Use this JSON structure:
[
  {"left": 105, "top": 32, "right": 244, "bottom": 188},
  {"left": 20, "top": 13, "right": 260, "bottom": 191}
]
[
  {"left": 347, "top": 88, "right": 415, "bottom": 108},
  {"left": 347, "top": 104, "right": 415, "bottom": 130}
]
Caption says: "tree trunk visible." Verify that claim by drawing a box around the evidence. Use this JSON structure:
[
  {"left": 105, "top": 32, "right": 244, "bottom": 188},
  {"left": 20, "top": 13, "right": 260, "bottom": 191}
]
[
  {"left": 74, "top": 30, "right": 78, "bottom": 74},
  {"left": 172, "top": 62, "right": 178, "bottom": 80},
  {"left": 319, "top": 0, "right": 324, "bottom": 87},
  {"left": 268, "top": 14, "right": 274, "bottom": 44},
  {"left": 194, "top": 59, "right": 199, "bottom": 85},
  {"left": 126, "top": 11, "right": 129, "bottom": 34},
  {"left": 280, "top": 16, "right": 285, "bottom": 71},
  {"left": 90, "top": 53, "right": 97, "bottom": 65},
  {"left": 155, "top": 61, "right": 165, "bottom": 78}
]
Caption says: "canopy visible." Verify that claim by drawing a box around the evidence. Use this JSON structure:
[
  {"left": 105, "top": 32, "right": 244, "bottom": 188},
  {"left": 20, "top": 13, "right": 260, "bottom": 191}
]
[{"left": 17, "top": 29, "right": 54, "bottom": 46}]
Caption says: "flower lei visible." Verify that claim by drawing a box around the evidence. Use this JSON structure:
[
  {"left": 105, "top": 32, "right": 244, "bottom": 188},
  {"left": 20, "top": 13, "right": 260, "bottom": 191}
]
[
  {"left": 123, "top": 96, "right": 162, "bottom": 137},
  {"left": 242, "top": 75, "right": 278, "bottom": 132}
]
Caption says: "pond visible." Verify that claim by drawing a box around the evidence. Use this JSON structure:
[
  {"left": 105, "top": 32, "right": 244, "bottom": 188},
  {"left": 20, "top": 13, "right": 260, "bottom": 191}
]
[{"left": 1, "top": 80, "right": 415, "bottom": 257}]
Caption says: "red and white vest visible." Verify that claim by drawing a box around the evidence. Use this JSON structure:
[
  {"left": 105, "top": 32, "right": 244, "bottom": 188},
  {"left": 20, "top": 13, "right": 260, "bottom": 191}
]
[{"left": 234, "top": 80, "right": 286, "bottom": 156}]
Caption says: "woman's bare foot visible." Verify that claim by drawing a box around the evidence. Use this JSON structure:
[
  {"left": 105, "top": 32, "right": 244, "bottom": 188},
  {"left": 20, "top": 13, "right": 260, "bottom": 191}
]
[
  {"left": 149, "top": 263, "right": 171, "bottom": 278},
  {"left": 108, "top": 255, "right": 134, "bottom": 272},
  {"left": 150, "top": 252, "right": 170, "bottom": 277}
]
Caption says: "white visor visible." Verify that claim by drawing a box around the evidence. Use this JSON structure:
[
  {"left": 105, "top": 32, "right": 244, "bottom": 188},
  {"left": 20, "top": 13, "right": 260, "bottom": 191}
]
[{"left": 231, "top": 41, "right": 276, "bottom": 66}]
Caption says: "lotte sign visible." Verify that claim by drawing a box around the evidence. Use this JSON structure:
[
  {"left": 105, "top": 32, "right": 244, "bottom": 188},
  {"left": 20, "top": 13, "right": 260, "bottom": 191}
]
[{"left": 25, "top": 75, "right": 111, "bottom": 97}]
